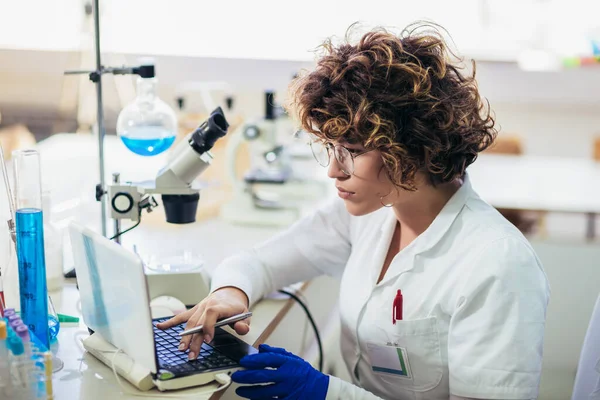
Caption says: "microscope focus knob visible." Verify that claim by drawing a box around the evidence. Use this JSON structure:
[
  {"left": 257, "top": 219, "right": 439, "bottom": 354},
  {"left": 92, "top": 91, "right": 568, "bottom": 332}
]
[
  {"left": 112, "top": 192, "right": 134, "bottom": 214},
  {"left": 95, "top": 184, "right": 106, "bottom": 201}
]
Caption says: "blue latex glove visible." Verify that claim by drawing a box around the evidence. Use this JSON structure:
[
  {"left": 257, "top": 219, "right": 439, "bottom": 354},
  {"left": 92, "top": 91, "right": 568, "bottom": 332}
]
[{"left": 232, "top": 344, "right": 329, "bottom": 400}]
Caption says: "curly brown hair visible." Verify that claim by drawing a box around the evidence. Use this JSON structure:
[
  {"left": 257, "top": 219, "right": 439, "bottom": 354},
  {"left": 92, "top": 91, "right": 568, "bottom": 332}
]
[{"left": 286, "top": 22, "right": 497, "bottom": 191}]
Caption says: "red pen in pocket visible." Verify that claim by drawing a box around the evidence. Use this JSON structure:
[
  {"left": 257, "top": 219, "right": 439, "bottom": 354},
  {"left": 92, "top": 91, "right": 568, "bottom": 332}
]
[{"left": 392, "top": 290, "right": 403, "bottom": 325}]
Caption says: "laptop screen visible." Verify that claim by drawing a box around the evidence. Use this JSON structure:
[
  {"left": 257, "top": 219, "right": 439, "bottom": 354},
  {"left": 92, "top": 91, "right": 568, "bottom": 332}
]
[{"left": 69, "top": 222, "right": 158, "bottom": 374}]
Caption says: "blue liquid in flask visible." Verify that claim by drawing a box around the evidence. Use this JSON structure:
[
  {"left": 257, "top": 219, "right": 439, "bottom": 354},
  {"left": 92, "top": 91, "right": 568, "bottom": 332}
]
[
  {"left": 48, "top": 314, "right": 60, "bottom": 342},
  {"left": 16, "top": 208, "right": 50, "bottom": 349},
  {"left": 120, "top": 127, "right": 175, "bottom": 156}
]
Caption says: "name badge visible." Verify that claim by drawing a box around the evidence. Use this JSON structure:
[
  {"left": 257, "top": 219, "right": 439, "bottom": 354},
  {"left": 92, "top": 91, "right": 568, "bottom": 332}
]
[{"left": 366, "top": 342, "right": 412, "bottom": 379}]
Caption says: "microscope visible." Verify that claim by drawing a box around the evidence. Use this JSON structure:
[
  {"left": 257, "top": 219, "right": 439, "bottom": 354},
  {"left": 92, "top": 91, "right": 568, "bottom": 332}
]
[
  {"left": 106, "top": 106, "right": 229, "bottom": 225},
  {"left": 220, "top": 91, "right": 326, "bottom": 227},
  {"left": 102, "top": 107, "right": 229, "bottom": 307}
]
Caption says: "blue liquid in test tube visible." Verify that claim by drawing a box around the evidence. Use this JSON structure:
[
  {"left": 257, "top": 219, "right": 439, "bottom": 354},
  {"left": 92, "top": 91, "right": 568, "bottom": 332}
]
[
  {"left": 13, "top": 149, "right": 50, "bottom": 350},
  {"left": 16, "top": 209, "right": 49, "bottom": 349}
]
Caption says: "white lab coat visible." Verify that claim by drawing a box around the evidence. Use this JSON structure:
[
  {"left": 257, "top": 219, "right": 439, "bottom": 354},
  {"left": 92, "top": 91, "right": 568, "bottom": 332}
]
[
  {"left": 572, "top": 294, "right": 600, "bottom": 400},
  {"left": 210, "top": 174, "right": 550, "bottom": 400}
]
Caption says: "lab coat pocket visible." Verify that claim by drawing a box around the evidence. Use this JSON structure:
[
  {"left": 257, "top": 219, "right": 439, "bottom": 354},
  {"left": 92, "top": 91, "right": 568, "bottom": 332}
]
[{"left": 374, "top": 316, "right": 443, "bottom": 392}]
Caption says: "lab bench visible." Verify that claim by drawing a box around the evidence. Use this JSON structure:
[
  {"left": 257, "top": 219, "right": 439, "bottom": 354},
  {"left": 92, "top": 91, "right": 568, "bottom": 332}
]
[{"left": 49, "top": 272, "right": 339, "bottom": 400}]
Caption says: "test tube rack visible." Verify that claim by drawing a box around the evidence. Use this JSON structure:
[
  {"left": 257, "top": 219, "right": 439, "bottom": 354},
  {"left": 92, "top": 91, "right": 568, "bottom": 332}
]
[{"left": 0, "top": 318, "right": 53, "bottom": 400}]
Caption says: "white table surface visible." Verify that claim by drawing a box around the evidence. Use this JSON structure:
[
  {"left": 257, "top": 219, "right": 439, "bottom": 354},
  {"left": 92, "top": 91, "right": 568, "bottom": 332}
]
[{"left": 469, "top": 153, "right": 600, "bottom": 215}]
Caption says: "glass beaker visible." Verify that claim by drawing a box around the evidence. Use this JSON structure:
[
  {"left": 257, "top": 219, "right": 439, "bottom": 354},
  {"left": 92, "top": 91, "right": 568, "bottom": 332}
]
[
  {"left": 143, "top": 249, "right": 204, "bottom": 273},
  {"left": 13, "top": 149, "right": 50, "bottom": 349}
]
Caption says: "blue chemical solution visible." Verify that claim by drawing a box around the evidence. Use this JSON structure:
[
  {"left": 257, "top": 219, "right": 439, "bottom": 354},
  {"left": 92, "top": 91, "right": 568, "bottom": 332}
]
[
  {"left": 15, "top": 208, "right": 50, "bottom": 350},
  {"left": 48, "top": 314, "right": 60, "bottom": 342},
  {"left": 120, "top": 127, "right": 176, "bottom": 156}
]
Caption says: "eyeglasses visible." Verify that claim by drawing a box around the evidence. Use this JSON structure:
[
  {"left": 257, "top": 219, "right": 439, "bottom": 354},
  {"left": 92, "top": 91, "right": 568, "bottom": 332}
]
[{"left": 309, "top": 139, "right": 373, "bottom": 176}]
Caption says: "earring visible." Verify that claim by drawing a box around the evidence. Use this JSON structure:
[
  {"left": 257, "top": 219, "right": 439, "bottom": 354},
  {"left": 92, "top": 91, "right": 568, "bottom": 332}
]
[{"left": 379, "top": 194, "right": 394, "bottom": 208}]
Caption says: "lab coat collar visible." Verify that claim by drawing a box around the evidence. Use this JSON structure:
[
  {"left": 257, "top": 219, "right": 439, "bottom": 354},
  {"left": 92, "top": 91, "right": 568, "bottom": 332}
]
[
  {"left": 377, "top": 174, "right": 474, "bottom": 284},
  {"left": 413, "top": 173, "right": 474, "bottom": 254}
]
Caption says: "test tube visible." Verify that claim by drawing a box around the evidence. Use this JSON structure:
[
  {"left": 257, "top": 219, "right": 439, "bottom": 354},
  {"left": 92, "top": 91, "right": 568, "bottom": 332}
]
[
  {"left": 9, "top": 324, "right": 23, "bottom": 338},
  {"left": 43, "top": 352, "right": 53, "bottom": 400},
  {"left": 14, "top": 324, "right": 36, "bottom": 396},
  {"left": 13, "top": 149, "right": 50, "bottom": 350},
  {"left": 0, "top": 287, "right": 4, "bottom": 318},
  {"left": 7, "top": 314, "right": 21, "bottom": 328},
  {"left": 7, "top": 330, "right": 27, "bottom": 380},
  {"left": 15, "top": 325, "right": 32, "bottom": 359},
  {"left": 0, "top": 321, "right": 14, "bottom": 398}
]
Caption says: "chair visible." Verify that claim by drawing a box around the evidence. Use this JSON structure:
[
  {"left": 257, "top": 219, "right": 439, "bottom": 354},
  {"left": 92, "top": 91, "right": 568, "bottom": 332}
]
[
  {"left": 593, "top": 137, "right": 600, "bottom": 162},
  {"left": 484, "top": 135, "right": 541, "bottom": 235},
  {"left": 486, "top": 135, "right": 524, "bottom": 155},
  {"left": 571, "top": 294, "right": 600, "bottom": 400},
  {"left": 0, "top": 122, "right": 37, "bottom": 160}
]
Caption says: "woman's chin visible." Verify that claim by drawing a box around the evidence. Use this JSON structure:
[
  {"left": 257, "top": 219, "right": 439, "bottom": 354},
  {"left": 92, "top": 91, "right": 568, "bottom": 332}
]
[{"left": 343, "top": 200, "right": 381, "bottom": 217}]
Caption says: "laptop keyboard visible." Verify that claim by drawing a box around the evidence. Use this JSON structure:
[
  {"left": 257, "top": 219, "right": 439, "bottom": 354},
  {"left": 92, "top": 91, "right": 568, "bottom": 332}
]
[{"left": 152, "top": 317, "right": 238, "bottom": 374}]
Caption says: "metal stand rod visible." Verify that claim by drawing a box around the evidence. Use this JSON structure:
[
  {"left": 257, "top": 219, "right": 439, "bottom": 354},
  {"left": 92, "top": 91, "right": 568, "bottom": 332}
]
[
  {"left": 92, "top": 0, "right": 107, "bottom": 237},
  {"left": 0, "top": 141, "right": 16, "bottom": 242},
  {"left": 112, "top": 173, "right": 121, "bottom": 244},
  {"left": 586, "top": 212, "right": 596, "bottom": 241},
  {"left": 65, "top": 1, "right": 155, "bottom": 240}
]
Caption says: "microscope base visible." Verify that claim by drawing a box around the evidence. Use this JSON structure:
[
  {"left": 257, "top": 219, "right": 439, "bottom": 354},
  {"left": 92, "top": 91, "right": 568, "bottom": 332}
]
[{"left": 220, "top": 194, "right": 299, "bottom": 227}]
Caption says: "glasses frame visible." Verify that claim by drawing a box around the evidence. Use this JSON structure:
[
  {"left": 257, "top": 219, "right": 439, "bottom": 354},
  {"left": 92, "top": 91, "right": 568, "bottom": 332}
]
[{"left": 309, "top": 139, "right": 373, "bottom": 176}]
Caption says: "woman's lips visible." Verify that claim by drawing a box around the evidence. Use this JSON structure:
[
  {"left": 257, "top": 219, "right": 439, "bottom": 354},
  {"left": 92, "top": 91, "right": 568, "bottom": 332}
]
[{"left": 337, "top": 186, "right": 355, "bottom": 199}]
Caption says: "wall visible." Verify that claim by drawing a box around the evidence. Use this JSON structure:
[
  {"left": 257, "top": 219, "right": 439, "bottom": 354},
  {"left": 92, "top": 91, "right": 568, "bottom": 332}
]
[
  {"left": 5, "top": 0, "right": 599, "bottom": 62},
  {"left": 1, "top": 49, "right": 599, "bottom": 139},
  {"left": 532, "top": 240, "right": 600, "bottom": 399},
  {"left": 492, "top": 103, "right": 600, "bottom": 158}
]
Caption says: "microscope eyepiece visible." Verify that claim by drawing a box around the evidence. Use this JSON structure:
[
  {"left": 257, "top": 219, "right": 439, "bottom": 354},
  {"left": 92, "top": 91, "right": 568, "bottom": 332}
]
[
  {"left": 188, "top": 107, "right": 229, "bottom": 155},
  {"left": 160, "top": 107, "right": 229, "bottom": 224}
]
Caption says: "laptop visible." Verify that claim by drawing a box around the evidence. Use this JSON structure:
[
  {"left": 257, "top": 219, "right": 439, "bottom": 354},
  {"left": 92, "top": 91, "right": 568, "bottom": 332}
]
[{"left": 68, "top": 221, "right": 258, "bottom": 391}]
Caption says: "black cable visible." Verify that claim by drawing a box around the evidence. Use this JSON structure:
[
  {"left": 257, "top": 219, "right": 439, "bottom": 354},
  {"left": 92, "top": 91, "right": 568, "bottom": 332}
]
[
  {"left": 109, "top": 218, "right": 141, "bottom": 241},
  {"left": 277, "top": 289, "right": 323, "bottom": 373},
  {"left": 65, "top": 217, "right": 141, "bottom": 278},
  {"left": 67, "top": 206, "right": 142, "bottom": 278}
]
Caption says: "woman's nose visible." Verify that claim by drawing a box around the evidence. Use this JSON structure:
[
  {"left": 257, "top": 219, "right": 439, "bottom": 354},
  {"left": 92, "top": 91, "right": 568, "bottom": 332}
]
[{"left": 327, "top": 156, "right": 348, "bottom": 179}]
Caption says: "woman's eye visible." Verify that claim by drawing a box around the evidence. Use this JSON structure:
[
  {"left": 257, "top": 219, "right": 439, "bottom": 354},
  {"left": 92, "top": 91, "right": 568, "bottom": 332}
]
[{"left": 347, "top": 148, "right": 362, "bottom": 154}]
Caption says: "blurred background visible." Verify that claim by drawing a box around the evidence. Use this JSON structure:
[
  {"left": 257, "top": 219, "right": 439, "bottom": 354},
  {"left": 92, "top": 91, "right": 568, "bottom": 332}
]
[
  {"left": 1, "top": 0, "right": 600, "bottom": 399},
  {"left": 1, "top": 0, "right": 599, "bottom": 149}
]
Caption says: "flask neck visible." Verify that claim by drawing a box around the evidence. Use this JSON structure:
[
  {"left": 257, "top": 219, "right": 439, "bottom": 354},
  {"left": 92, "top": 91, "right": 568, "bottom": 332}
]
[{"left": 136, "top": 77, "right": 158, "bottom": 102}]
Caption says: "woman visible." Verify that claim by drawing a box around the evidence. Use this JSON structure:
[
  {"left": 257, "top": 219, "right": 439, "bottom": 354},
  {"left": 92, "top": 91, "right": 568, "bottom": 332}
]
[{"left": 159, "top": 23, "right": 550, "bottom": 400}]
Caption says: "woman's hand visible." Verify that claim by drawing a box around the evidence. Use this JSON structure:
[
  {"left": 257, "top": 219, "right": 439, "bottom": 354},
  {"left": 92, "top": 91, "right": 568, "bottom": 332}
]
[
  {"left": 232, "top": 344, "right": 329, "bottom": 400},
  {"left": 156, "top": 287, "right": 250, "bottom": 360}
]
